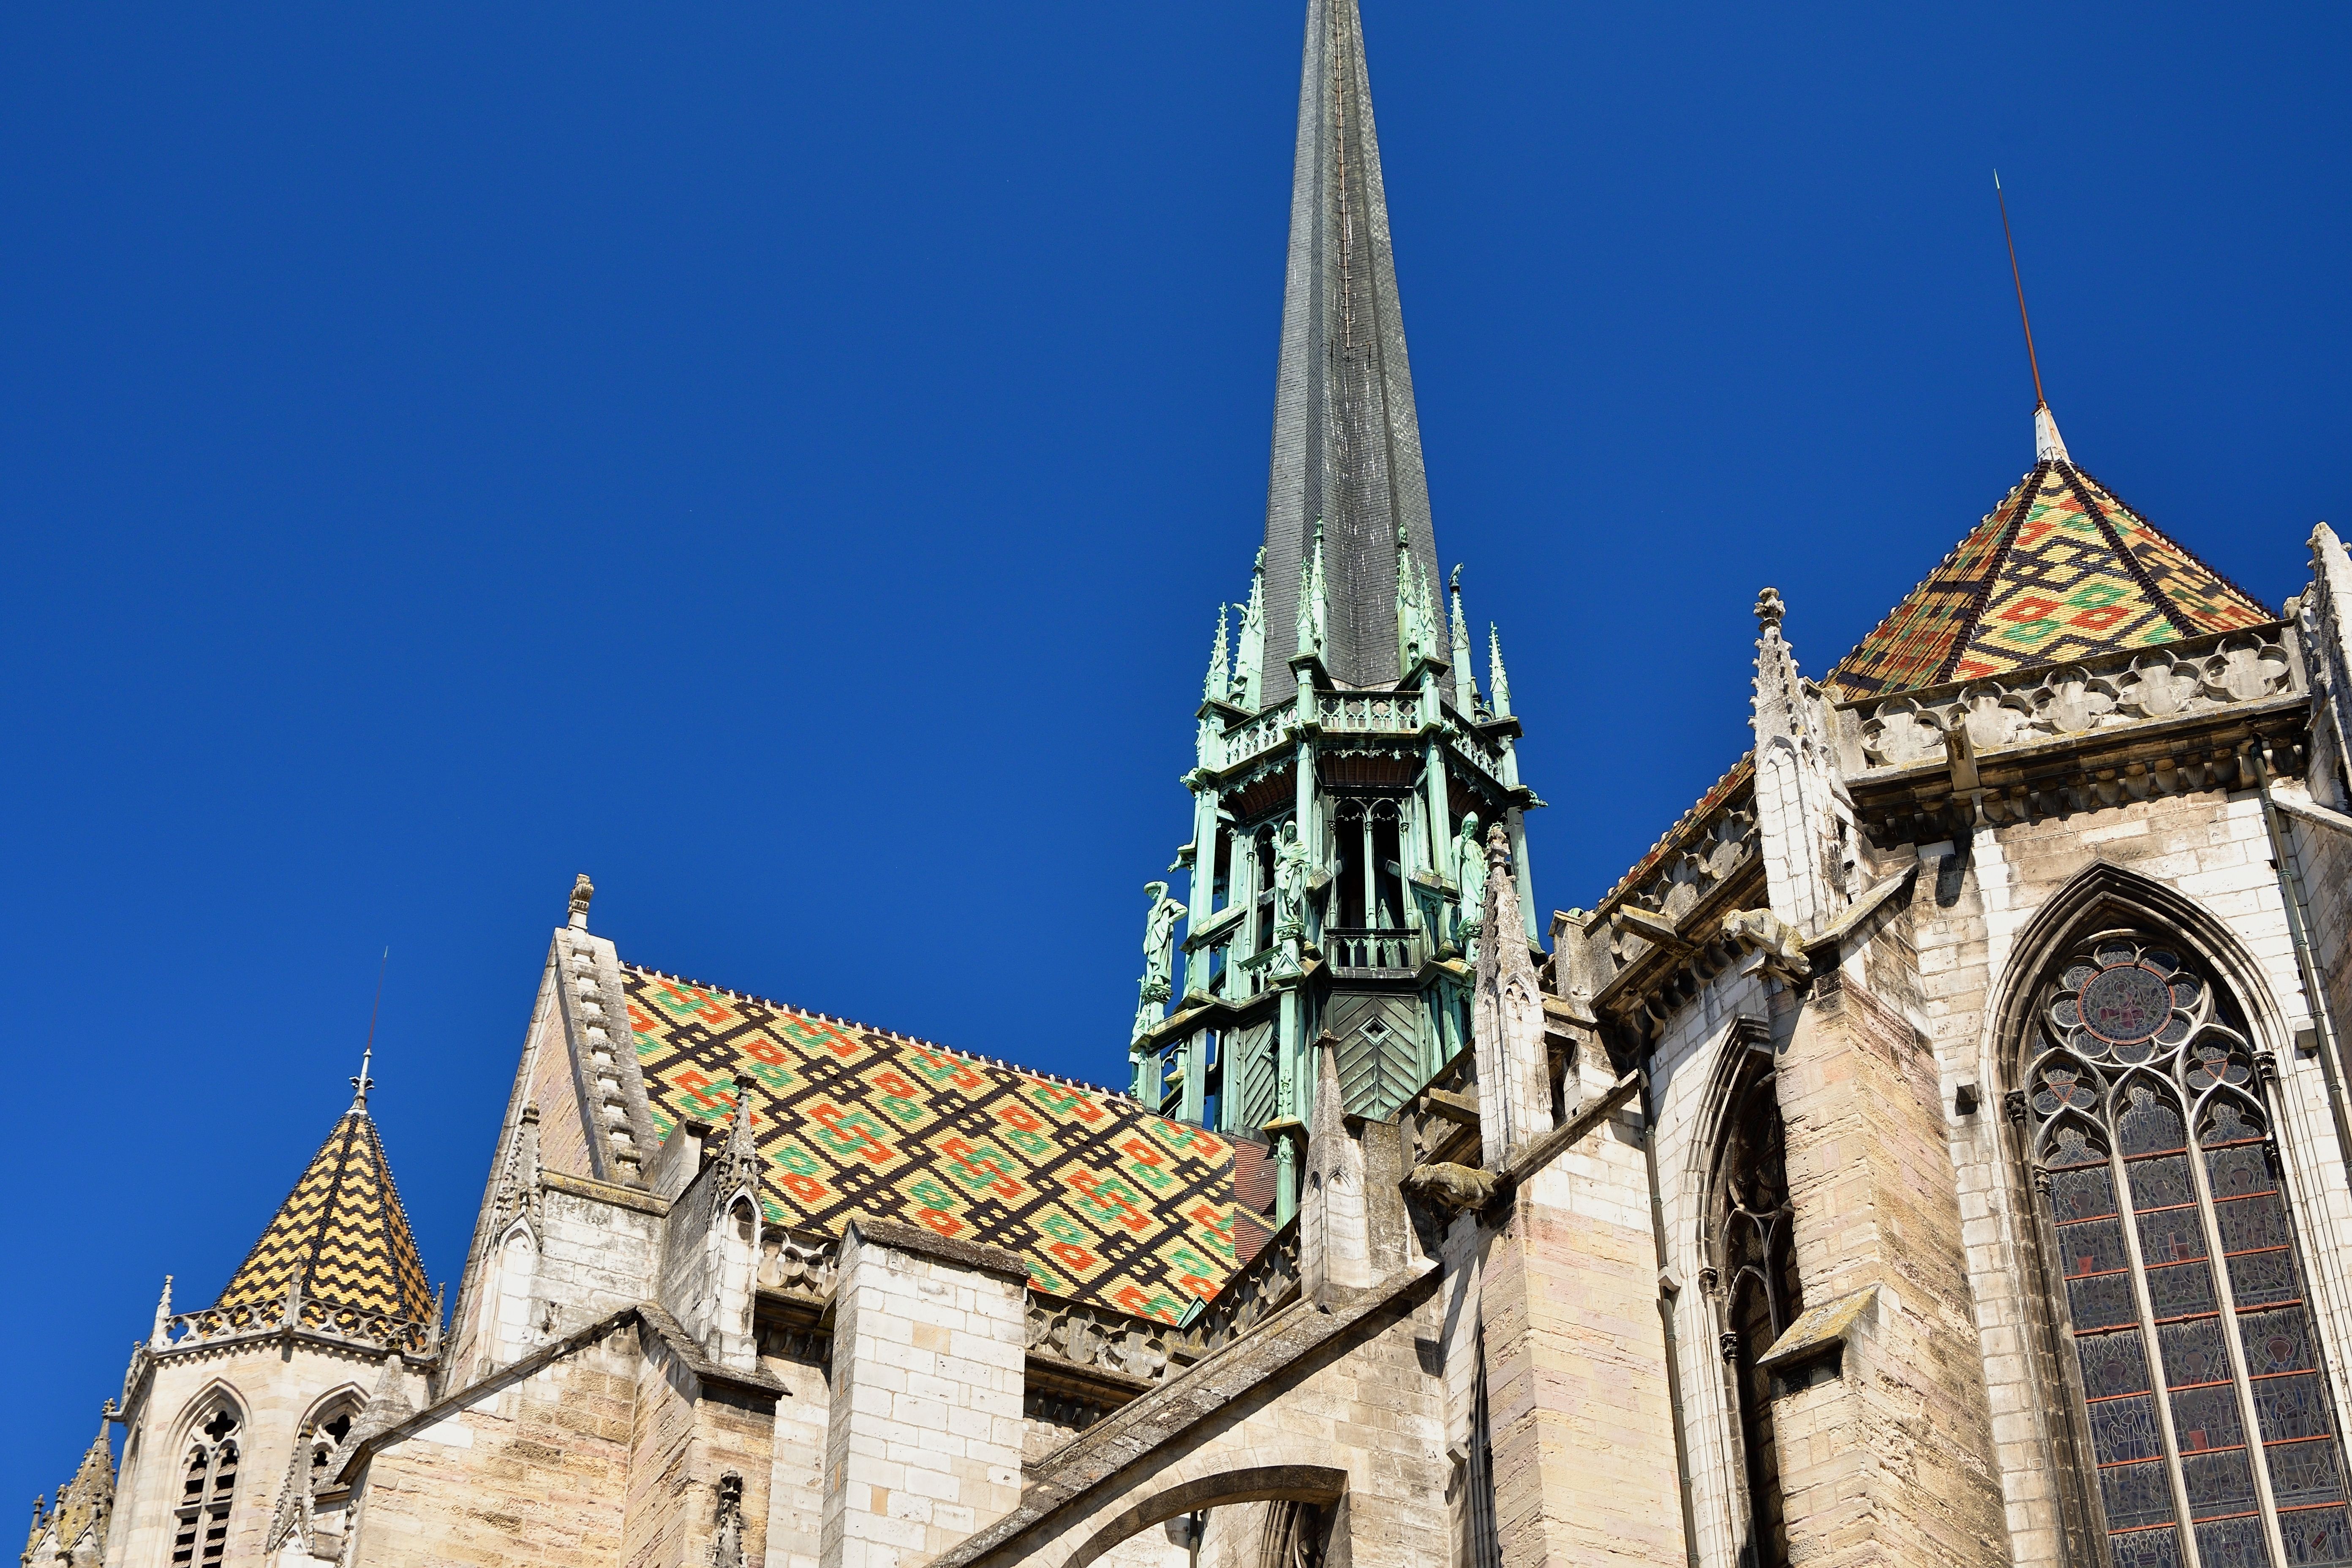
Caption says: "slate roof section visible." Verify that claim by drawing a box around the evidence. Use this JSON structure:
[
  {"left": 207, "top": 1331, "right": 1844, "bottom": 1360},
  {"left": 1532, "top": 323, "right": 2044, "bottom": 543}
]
[
  {"left": 1826, "top": 459, "right": 2271, "bottom": 703},
  {"left": 624, "top": 966, "right": 1240, "bottom": 1323},
  {"left": 1257, "top": 0, "right": 1440, "bottom": 702},
  {"left": 213, "top": 1102, "right": 434, "bottom": 1326}
]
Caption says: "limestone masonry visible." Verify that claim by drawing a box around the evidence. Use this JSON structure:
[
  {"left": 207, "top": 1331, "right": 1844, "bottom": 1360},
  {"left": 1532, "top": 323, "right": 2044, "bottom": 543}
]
[{"left": 24, "top": 2, "right": 2352, "bottom": 1565}]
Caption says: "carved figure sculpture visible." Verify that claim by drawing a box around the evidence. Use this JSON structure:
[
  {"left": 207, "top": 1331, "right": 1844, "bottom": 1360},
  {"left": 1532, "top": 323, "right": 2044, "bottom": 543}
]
[
  {"left": 1132, "top": 881, "right": 1189, "bottom": 1043},
  {"left": 1452, "top": 813, "right": 1486, "bottom": 963},
  {"left": 1272, "top": 822, "right": 1312, "bottom": 936}
]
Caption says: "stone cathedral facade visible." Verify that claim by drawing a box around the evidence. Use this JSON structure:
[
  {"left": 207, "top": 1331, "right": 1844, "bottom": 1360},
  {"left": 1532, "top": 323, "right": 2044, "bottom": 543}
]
[{"left": 26, "top": 3, "right": 2352, "bottom": 1567}]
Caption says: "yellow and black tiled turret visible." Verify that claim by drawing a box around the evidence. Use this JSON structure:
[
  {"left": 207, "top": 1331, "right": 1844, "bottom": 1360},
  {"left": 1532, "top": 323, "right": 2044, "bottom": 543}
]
[{"left": 210, "top": 1076, "right": 433, "bottom": 1328}]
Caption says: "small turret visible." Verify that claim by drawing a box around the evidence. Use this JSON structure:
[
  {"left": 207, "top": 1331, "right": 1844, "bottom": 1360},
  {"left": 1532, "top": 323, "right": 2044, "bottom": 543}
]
[{"left": 1395, "top": 527, "right": 1443, "bottom": 676}]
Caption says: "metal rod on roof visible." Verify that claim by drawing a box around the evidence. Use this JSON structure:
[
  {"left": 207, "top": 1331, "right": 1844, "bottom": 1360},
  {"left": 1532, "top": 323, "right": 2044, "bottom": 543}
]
[
  {"left": 1994, "top": 171, "right": 2047, "bottom": 410},
  {"left": 353, "top": 946, "right": 386, "bottom": 1108}
]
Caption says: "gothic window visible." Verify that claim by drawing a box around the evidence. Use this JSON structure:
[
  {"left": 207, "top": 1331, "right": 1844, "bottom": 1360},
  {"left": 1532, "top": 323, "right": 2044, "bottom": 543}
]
[
  {"left": 1709, "top": 1043, "right": 1801, "bottom": 1568},
  {"left": 2023, "top": 933, "right": 2352, "bottom": 1568},
  {"left": 170, "top": 1403, "right": 241, "bottom": 1568},
  {"left": 304, "top": 1402, "right": 358, "bottom": 1492}
]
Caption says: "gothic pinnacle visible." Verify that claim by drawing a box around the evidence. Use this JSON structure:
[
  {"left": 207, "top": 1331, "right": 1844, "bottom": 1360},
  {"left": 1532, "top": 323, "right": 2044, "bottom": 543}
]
[
  {"left": 1449, "top": 566, "right": 1475, "bottom": 711},
  {"left": 1488, "top": 624, "right": 1513, "bottom": 719},
  {"left": 1204, "top": 602, "right": 1231, "bottom": 704}
]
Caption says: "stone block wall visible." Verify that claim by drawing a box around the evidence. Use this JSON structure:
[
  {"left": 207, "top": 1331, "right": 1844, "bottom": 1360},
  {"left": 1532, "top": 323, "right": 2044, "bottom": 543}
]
[
  {"left": 1769, "top": 968, "right": 2005, "bottom": 1568},
  {"left": 819, "top": 1222, "right": 1028, "bottom": 1568},
  {"left": 1480, "top": 1095, "right": 1685, "bottom": 1568},
  {"left": 349, "top": 1330, "right": 641, "bottom": 1568}
]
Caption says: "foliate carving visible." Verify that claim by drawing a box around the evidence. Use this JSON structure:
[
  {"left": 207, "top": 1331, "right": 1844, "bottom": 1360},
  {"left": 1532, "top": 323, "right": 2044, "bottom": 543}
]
[
  {"left": 1848, "top": 625, "right": 2299, "bottom": 774},
  {"left": 1025, "top": 1295, "right": 1200, "bottom": 1382},
  {"left": 754, "top": 1225, "right": 839, "bottom": 1299}
]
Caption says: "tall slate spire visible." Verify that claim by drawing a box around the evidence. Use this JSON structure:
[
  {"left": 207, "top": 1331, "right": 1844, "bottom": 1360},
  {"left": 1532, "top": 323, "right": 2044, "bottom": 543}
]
[{"left": 1260, "top": 0, "right": 1438, "bottom": 702}]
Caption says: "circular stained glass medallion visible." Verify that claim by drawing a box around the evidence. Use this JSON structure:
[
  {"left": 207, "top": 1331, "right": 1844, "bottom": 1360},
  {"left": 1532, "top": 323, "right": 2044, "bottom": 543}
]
[{"left": 2080, "top": 964, "right": 2174, "bottom": 1046}]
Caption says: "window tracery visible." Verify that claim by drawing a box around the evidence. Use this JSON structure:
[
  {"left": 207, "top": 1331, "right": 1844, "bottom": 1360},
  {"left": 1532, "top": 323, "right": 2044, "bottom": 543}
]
[
  {"left": 1707, "top": 1041, "right": 1801, "bottom": 1568},
  {"left": 2024, "top": 932, "right": 2352, "bottom": 1567},
  {"left": 170, "top": 1402, "right": 240, "bottom": 1568}
]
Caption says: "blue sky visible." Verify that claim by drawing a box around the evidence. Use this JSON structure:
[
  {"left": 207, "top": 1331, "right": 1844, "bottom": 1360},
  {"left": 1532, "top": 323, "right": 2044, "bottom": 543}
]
[{"left": 4, "top": 0, "right": 2346, "bottom": 1496}]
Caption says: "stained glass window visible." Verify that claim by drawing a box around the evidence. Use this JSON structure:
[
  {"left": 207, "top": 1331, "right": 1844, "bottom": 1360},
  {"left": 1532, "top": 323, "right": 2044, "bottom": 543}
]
[
  {"left": 1711, "top": 1047, "right": 1801, "bottom": 1568},
  {"left": 2026, "top": 935, "right": 2352, "bottom": 1566}
]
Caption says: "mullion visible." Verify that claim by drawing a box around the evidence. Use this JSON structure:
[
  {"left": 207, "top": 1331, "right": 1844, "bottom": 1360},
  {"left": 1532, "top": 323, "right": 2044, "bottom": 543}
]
[{"left": 2109, "top": 1124, "right": 2206, "bottom": 1568}]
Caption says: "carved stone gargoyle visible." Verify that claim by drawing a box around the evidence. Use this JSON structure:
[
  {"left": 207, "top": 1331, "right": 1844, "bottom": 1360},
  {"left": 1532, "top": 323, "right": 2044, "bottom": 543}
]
[
  {"left": 1403, "top": 1161, "right": 1500, "bottom": 1214},
  {"left": 1723, "top": 906, "right": 1812, "bottom": 983}
]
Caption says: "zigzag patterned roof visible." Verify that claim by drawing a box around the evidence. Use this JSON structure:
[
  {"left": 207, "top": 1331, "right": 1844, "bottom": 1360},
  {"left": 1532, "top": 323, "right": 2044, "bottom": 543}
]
[
  {"left": 1826, "top": 459, "right": 2272, "bottom": 702},
  {"left": 624, "top": 966, "right": 1240, "bottom": 1323},
  {"left": 213, "top": 1103, "right": 433, "bottom": 1325}
]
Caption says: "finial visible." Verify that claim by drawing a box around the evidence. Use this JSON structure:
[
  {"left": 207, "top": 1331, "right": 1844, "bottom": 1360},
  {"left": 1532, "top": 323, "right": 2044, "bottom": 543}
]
[
  {"left": 349, "top": 945, "right": 387, "bottom": 1113},
  {"left": 1755, "top": 587, "right": 1786, "bottom": 634},
  {"left": 1448, "top": 563, "right": 1461, "bottom": 591},
  {"left": 2034, "top": 403, "right": 2070, "bottom": 464},
  {"left": 568, "top": 872, "right": 595, "bottom": 930}
]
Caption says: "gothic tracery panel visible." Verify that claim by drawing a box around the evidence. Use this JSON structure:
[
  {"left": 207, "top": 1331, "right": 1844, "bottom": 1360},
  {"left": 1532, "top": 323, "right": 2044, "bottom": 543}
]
[{"left": 2024, "top": 934, "right": 2352, "bottom": 1568}]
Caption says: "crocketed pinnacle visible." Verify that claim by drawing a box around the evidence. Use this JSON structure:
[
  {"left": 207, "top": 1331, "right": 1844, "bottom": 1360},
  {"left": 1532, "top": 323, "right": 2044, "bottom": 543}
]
[
  {"left": 1826, "top": 426, "right": 2272, "bottom": 702},
  {"left": 1258, "top": 0, "right": 1439, "bottom": 702},
  {"left": 211, "top": 1097, "right": 433, "bottom": 1326}
]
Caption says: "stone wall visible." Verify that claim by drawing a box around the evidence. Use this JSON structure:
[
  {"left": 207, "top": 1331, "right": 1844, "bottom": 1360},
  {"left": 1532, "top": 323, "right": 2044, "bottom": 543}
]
[
  {"left": 820, "top": 1222, "right": 1028, "bottom": 1568},
  {"left": 1480, "top": 1095, "right": 1685, "bottom": 1568},
  {"left": 349, "top": 1329, "right": 640, "bottom": 1568}
]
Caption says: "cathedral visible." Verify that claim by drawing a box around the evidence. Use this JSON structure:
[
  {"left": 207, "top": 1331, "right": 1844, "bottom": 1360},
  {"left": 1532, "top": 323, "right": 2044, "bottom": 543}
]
[{"left": 27, "top": 3, "right": 2352, "bottom": 1566}]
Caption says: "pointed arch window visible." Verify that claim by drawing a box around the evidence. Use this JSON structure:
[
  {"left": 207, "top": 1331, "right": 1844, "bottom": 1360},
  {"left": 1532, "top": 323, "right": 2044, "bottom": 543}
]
[
  {"left": 304, "top": 1400, "right": 358, "bottom": 1492},
  {"left": 170, "top": 1403, "right": 240, "bottom": 1568},
  {"left": 2024, "top": 934, "right": 2352, "bottom": 1568},
  {"left": 1707, "top": 1037, "right": 1802, "bottom": 1568}
]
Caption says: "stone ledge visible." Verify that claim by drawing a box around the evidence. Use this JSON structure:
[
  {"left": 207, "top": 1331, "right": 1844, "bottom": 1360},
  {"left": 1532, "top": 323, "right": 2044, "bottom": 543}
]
[
  {"left": 542, "top": 1168, "right": 669, "bottom": 1216},
  {"left": 847, "top": 1216, "right": 1029, "bottom": 1282}
]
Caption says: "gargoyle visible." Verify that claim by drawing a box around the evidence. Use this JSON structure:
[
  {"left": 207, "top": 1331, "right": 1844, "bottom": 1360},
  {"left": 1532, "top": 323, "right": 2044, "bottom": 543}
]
[
  {"left": 1723, "top": 906, "right": 1811, "bottom": 981},
  {"left": 1403, "top": 1161, "right": 1499, "bottom": 1214}
]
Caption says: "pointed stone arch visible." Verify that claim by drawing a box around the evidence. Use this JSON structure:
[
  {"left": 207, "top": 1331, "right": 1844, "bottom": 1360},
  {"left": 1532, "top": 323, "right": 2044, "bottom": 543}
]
[
  {"left": 1063, "top": 1464, "right": 1348, "bottom": 1568},
  {"left": 1988, "top": 862, "right": 2352, "bottom": 1567},
  {"left": 1989, "top": 858, "right": 2294, "bottom": 1092}
]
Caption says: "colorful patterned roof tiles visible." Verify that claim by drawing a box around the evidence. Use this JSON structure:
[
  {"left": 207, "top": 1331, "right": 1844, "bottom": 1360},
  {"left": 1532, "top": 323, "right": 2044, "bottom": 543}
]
[
  {"left": 1826, "top": 459, "right": 2272, "bottom": 703},
  {"left": 212, "top": 1103, "right": 434, "bottom": 1326},
  {"left": 624, "top": 966, "right": 1240, "bottom": 1323}
]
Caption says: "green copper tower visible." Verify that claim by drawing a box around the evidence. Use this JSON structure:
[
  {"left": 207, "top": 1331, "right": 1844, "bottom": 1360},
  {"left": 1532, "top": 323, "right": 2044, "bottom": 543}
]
[{"left": 1128, "top": 0, "right": 1540, "bottom": 1208}]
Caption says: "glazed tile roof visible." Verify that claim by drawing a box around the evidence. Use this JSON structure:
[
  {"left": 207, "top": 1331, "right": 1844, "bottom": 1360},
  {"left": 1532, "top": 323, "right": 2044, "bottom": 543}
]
[
  {"left": 214, "top": 1102, "right": 433, "bottom": 1325},
  {"left": 1825, "top": 459, "right": 2272, "bottom": 703},
  {"left": 625, "top": 967, "right": 1239, "bottom": 1323}
]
